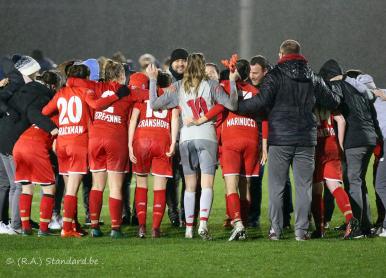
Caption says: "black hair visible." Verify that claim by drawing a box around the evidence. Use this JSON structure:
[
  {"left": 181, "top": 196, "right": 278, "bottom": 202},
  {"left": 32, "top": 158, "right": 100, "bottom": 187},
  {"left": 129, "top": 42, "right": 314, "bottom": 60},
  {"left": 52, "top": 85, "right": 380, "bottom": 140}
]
[
  {"left": 219, "top": 69, "right": 230, "bottom": 82},
  {"left": 37, "top": 70, "right": 61, "bottom": 90},
  {"left": 67, "top": 64, "right": 90, "bottom": 79},
  {"left": 345, "top": 69, "right": 363, "bottom": 79},
  {"left": 236, "top": 59, "right": 250, "bottom": 81},
  {"left": 157, "top": 71, "right": 172, "bottom": 88},
  {"left": 250, "top": 55, "right": 272, "bottom": 71}
]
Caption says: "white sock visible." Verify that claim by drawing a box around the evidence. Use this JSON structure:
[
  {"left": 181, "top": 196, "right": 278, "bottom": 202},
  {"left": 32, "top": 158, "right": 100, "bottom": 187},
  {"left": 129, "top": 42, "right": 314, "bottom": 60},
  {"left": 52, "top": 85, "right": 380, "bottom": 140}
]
[
  {"left": 184, "top": 191, "right": 196, "bottom": 227},
  {"left": 199, "top": 187, "right": 213, "bottom": 222}
]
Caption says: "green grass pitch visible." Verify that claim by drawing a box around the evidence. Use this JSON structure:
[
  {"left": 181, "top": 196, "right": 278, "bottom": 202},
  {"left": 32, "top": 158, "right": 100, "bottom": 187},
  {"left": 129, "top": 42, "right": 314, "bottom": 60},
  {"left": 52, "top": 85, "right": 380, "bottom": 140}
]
[{"left": 1, "top": 162, "right": 386, "bottom": 277}]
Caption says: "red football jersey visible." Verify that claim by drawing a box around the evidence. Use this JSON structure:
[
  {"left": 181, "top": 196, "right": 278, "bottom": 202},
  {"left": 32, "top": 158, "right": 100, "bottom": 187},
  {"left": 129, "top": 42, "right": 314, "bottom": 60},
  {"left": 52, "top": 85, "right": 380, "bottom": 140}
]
[
  {"left": 133, "top": 98, "right": 172, "bottom": 141},
  {"left": 315, "top": 108, "right": 340, "bottom": 159},
  {"left": 90, "top": 82, "right": 141, "bottom": 136},
  {"left": 219, "top": 80, "right": 259, "bottom": 142},
  {"left": 42, "top": 77, "right": 118, "bottom": 141}
]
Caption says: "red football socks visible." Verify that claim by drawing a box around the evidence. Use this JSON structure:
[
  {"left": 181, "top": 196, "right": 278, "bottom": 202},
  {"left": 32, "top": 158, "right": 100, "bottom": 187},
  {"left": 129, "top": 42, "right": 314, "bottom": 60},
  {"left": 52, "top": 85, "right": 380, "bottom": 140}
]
[
  {"left": 39, "top": 194, "right": 54, "bottom": 232},
  {"left": 135, "top": 187, "right": 148, "bottom": 226},
  {"left": 332, "top": 187, "right": 353, "bottom": 223},
  {"left": 63, "top": 195, "right": 77, "bottom": 232},
  {"left": 89, "top": 189, "right": 103, "bottom": 228},
  {"left": 19, "top": 193, "right": 33, "bottom": 231},
  {"left": 153, "top": 189, "right": 166, "bottom": 229},
  {"left": 227, "top": 193, "right": 242, "bottom": 222},
  {"left": 109, "top": 197, "right": 122, "bottom": 230},
  {"left": 225, "top": 194, "right": 231, "bottom": 219}
]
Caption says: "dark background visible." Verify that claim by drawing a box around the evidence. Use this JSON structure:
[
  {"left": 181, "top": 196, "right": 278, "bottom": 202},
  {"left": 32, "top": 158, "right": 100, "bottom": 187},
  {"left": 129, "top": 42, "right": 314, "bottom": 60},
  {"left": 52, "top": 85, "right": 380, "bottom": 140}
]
[{"left": 1, "top": 0, "right": 385, "bottom": 85}]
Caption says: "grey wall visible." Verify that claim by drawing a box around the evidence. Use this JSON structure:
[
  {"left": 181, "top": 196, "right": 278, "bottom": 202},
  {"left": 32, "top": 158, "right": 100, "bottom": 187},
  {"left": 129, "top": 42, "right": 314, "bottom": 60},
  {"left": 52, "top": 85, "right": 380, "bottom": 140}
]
[{"left": 1, "top": 0, "right": 385, "bottom": 85}]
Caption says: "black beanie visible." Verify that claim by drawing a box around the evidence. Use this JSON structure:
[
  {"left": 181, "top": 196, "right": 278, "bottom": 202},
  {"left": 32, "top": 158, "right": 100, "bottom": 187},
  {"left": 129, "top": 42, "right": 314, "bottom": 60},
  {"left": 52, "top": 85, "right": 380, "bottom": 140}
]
[{"left": 170, "top": 48, "right": 188, "bottom": 64}]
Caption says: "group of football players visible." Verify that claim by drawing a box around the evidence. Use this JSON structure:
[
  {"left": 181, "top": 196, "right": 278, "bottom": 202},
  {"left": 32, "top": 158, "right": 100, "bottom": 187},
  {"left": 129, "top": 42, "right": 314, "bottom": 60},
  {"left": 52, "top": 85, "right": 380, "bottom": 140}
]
[{"left": 0, "top": 39, "right": 385, "bottom": 241}]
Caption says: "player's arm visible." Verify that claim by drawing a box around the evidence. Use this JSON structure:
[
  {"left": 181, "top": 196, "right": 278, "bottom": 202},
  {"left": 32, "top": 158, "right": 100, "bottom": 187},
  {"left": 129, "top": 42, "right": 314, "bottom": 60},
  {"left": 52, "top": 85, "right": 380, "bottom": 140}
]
[
  {"left": 166, "top": 108, "right": 180, "bottom": 157},
  {"left": 237, "top": 74, "right": 277, "bottom": 116},
  {"left": 333, "top": 113, "right": 346, "bottom": 151},
  {"left": 184, "top": 104, "right": 225, "bottom": 126},
  {"left": 42, "top": 93, "right": 59, "bottom": 116},
  {"left": 261, "top": 120, "right": 269, "bottom": 165},
  {"left": 147, "top": 64, "right": 179, "bottom": 110},
  {"left": 85, "top": 89, "right": 120, "bottom": 110},
  {"left": 128, "top": 107, "right": 140, "bottom": 164},
  {"left": 210, "top": 77, "right": 238, "bottom": 112},
  {"left": 27, "top": 97, "right": 58, "bottom": 135}
]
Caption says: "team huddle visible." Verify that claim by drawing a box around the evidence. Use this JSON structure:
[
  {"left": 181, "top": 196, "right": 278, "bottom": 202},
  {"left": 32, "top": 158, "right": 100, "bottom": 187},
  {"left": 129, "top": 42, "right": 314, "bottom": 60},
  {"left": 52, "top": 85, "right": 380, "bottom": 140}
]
[{"left": 0, "top": 39, "right": 386, "bottom": 241}]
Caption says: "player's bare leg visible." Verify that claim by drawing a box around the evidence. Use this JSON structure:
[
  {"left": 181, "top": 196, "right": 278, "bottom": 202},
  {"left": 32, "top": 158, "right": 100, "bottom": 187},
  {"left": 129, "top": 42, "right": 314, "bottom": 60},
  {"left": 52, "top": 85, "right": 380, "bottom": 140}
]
[
  {"left": 19, "top": 183, "right": 34, "bottom": 235},
  {"left": 135, "top": 175, "right": 148, "bottom": 238},
  {"left": 89, "top": 172, "right": 107, "bottom": 236},
  {"left": 152, "top": 176, "right": 167, "bottom": 238},
  {"left": 108, "top": 172, "right": 124, "bottom": 238},
  {"left": 325, "top": 180, "right": 359, "bottom": 239}
]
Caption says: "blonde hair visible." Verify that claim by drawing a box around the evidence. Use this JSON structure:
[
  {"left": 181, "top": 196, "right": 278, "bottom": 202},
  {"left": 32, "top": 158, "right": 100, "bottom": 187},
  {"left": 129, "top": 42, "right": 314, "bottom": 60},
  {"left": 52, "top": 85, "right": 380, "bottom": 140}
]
[{"left": 182, "top": 53, "right": 208, "bottom": 95}]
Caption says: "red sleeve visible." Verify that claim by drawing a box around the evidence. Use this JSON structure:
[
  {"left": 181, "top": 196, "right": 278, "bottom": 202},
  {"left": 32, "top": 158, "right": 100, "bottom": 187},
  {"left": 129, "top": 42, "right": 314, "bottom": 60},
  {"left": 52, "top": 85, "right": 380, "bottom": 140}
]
[
  {"left": 262, "top": 120, "right": 268, "bottom": 139},
  {"left": 42, "top": 93, "right": 59, "bottom": 116},
  {"left": 204, "top": 104, "right": 226, "bottom": 121},
  {"left": 85, "top": 89, "right": 119, "bottom": 110}
]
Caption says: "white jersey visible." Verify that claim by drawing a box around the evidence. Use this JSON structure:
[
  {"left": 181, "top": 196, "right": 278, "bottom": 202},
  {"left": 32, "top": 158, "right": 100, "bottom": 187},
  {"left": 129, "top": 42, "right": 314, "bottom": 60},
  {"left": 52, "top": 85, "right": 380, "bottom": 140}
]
[{"left": 149, "top": 79, "right": 237, "bottom": 143}]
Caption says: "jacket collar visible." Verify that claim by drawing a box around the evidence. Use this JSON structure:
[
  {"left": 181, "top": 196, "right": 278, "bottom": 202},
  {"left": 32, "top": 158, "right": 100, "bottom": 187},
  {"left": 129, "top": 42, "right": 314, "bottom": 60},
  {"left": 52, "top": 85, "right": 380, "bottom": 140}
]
[{"left": 278, "top": 54, "right": 307, "bottom": 64}]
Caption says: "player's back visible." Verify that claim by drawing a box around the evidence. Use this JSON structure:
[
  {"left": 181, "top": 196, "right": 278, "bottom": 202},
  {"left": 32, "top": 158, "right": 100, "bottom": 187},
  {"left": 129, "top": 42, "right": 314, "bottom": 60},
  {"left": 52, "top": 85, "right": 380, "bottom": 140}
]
[
  {"left": 55, "top": 81, "right": 91, "bottom": 140},
  {"left": 134, "top": 98, "right": 172, "bottom": 141},
  {"left": 178, "top": 80, "right": 218, "bottom": 143},
  {"left": 220, "top": 80, "right": 259, "bottom": 141},
  {"left": 91, "top": 81, "right": 133, "bottom": 136}
]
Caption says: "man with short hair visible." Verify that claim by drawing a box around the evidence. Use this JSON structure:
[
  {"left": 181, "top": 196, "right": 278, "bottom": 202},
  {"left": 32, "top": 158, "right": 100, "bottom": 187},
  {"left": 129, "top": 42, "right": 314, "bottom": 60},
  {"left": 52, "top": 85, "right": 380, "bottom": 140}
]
[
  {"left": 205, "top": 63, "right": 220, "bottom": 81},
  {"left": 238, "top": 40, "right": 341, "bottom": 240}
]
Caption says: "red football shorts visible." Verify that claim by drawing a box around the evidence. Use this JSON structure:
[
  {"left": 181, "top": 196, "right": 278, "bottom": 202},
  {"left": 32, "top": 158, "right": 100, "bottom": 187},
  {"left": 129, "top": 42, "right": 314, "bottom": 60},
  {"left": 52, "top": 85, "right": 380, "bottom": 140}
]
[
  {"left": 314, "top": 138, "right": 342, "bottom": 183},
  {"left": 220, "top": 139, "right": 259, "bottom": 177},
  {"left": 132, "top": 137, "right": 172, "bottom": 177},
  {"left": 313, "top": 157, "right": 343, "bottom": 184},
  {"left": 56, "top": 136, "right": 88, "bottom": 175},
  {"left": 89, "top": 136, "right": 128, "bottom": 173},
  {"left": 13, "top": 138, "right": 55, "bottom": 185}
]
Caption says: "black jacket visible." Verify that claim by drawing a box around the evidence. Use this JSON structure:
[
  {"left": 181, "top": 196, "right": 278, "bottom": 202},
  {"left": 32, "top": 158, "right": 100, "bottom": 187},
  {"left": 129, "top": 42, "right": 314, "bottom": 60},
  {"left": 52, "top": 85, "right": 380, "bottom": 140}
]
[
  {"left": 0, "top": 57, "right": 25, "bottom": 118},
  {"left": 319, "top": 59, "right": 377, "bottom": 149},
  {"left": 0, "top": 81, "right": 57, "bottom": 155},
  {"left": 238, "top": 55, "right": 341, "bottom": 146}
]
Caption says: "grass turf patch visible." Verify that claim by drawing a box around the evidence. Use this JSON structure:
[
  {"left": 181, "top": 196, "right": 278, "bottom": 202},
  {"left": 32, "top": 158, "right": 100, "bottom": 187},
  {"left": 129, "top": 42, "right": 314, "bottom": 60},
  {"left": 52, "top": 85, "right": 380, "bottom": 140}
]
[{"left": 1, "top": 165, "right": 385, "bottom": 277}]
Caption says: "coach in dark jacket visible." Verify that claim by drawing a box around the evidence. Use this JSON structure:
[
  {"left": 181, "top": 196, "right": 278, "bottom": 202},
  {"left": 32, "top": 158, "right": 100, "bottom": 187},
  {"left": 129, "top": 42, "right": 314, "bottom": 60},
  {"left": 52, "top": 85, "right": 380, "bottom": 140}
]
[
  {"left": 0, "top": 55, "right": 57, "bottom": 233},
  {"left": 238, "top": 40, "right": 341, "bottom": 240},
  {"left": 319, "top": 59, "right": 377, "bottom": 236},
  {"left": 0, "top": 79, "right": 57, "bottom": 155}
]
